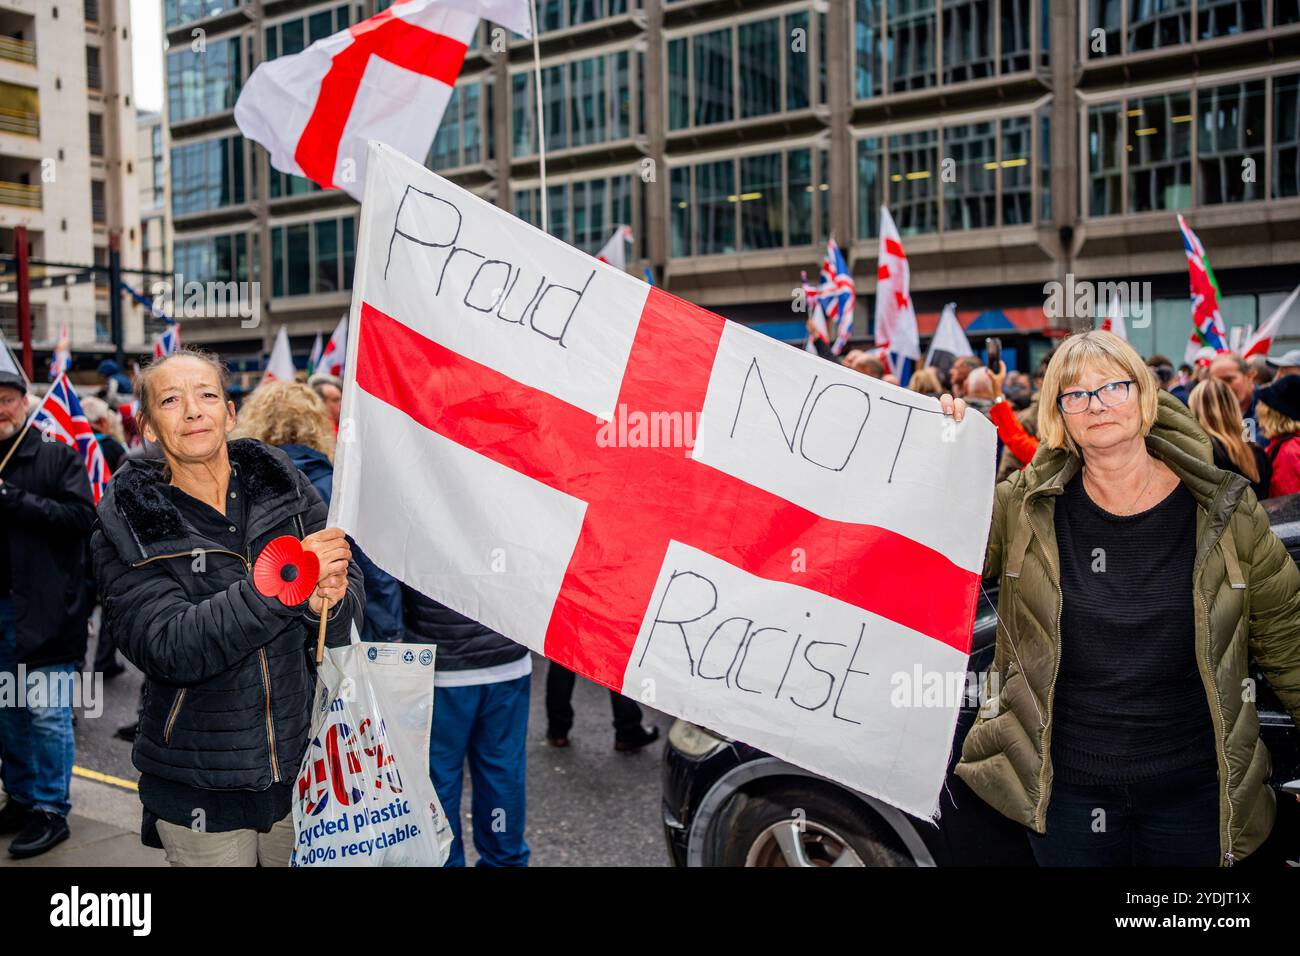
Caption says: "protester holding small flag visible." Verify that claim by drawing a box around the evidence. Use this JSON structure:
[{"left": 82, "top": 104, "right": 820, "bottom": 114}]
[
  {"left": 0, "top": 371, "right": 97, "bottom": 859},
  {"left": 940, "top": 331, "right": 1300, "bottom": 865},
  {"left": 1257, "top": 375, "right": 1300, "bottom": 497},
  {"left": 90, "top": 350, "right": 364, "bottom": 866}
]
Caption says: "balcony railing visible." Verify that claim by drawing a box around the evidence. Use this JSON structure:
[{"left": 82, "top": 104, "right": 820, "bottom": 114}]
[
  {"left": 0, "top": 181, "right": 41, "bottom": 208},
  {"left": 0, "top": 108, "right": 39, "bottom": 137},
  {"left": 0, "top": 37, "right": 35, "bottom": 66}
]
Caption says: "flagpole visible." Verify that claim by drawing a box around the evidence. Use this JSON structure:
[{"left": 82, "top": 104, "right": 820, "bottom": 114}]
[{"left": 530, "top": 0, "right": 548, "bottom": 233}]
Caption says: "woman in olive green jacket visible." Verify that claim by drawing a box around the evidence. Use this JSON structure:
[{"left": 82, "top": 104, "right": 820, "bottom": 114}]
[{"left": 942, "top": 331, "right": 1300, "bottom": 866}]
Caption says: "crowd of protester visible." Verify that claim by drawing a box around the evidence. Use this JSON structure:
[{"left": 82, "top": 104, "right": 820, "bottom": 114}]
[{"left": 0, "top": 328, "right": 1298, "bottom": 866}]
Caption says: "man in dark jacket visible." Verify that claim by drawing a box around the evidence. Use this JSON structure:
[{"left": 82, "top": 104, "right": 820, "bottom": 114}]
[
  {"left": 0, "top": 371, "right": 97, "bottom": 858},
  {"left": 403, "top": 587, "right": 530, "bottom": 866}
]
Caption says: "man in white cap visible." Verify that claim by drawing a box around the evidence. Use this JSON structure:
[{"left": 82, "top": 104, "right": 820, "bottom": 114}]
[{"left": 1265, "top": 348, "right": 1300, "bottom": 380}]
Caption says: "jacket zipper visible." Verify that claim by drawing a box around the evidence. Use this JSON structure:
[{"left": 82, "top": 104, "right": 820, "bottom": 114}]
[
  {"left": 132, "top": 548, "right": 251, "bottom": 572},
  {"left": 259, "top": 647, "right": 280, "bottom": 782},
  {"left": 1025, "top": 507, "right": 1064, "bottom": 833},
  {"left": 1195, "top": 583, "right": 1235, "bottom": 866},
  {"left": 163, "top": 689, "right": 186, "bottom": 744}
]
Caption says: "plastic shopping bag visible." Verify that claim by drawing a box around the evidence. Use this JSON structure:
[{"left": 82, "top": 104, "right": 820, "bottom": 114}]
[{"left": 291, "top": 639, "right": 453, "bottom": 867}]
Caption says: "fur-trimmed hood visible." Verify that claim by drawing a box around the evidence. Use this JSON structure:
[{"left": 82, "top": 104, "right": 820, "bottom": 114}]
[{"left": 98, "top": 438, "right": 309, "bottom": 559}]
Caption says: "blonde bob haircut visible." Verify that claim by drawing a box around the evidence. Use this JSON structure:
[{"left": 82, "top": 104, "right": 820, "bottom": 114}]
[
  {"left": 232, "top": 380, "right": 337, "bottom": 462},
  {"left": 1036, "top": 330, "right": 1159, "bottom": 458}
]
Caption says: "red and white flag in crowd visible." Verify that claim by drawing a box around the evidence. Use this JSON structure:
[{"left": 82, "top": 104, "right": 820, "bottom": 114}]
[
  {"left": 1243, "top": 283, "right": 1300, "bottom": 359},
  {"left": 307, "top": 332, "right": 325, "bottom": 374},
  {"left": 1100, "top": 294, "right": 1127, "bottom": 341},
  {"left": 329, "top": 145, "right": 997, "bottom": 817},
  {"left": 874, "top": 208, "right": 921, "bottom": 384},
  {"left": 594, "top": 225, "right": 633, "bottom": 271},
  {"left": 234, "top": 0, "right": 531, "bottom": 201},
  {"left": 263, "top": 327, "right": 297, "bottom": 383},
  {"left": 320, "top": 315, "right": 348, "bottom": 377},
  {"left": 800, "top": 270, "right": 830, "bottom": 354},
  {"left": 32, "top": 375, "right": 110, "bottom": 504}
]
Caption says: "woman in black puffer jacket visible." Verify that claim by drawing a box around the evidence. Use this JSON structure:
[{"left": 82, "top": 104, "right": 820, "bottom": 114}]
[{"left": 92, "top": 350, "right": 364, "bottom": 867}]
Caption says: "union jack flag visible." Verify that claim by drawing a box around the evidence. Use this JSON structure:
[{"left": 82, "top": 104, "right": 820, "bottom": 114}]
[
  {"left": 32, "top": 374, "right": 110, "bottom": 504},
  {"left": 818, "top": 239, "right": 855, "bottom": 355},
  {"left": 154, "top": 323, "right": 181, "bottom": 360},
  {"left": 1178, "top": 214, "right": 1229, "bottom": 363}
]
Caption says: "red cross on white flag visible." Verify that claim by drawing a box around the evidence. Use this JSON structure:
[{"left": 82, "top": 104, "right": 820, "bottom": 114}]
[
  {"left": 331, "top": 145, "right": 997, "bottom": 818},
  {"left": 234, "top": 0, "right": 531, "bottom": 200}
]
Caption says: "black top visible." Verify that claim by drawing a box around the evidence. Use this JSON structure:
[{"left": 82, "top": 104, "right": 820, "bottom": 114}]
[
  {"left": 137, "top": 465, "right": 293, "bottom": 845},
  {"left": 1050, "top": 469, "right": 1218, "bottom": 785}
]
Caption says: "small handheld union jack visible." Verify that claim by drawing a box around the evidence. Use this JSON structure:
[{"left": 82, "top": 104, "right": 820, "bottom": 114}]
[
  {"left": 31, "top": 374, "right": 110, "bottom": 504},
  {"left": 153, "top": 323, "right": 181, "bottom": 360},
  {"left": 818, "top": 239, "right": 856, "bottom": 355}
]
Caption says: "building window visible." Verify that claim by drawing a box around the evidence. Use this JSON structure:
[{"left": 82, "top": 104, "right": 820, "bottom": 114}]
[
  {"left": 91, "top": 180, "right": 106, "bottom": 224},
  {"left": 1002, "top": 115, "right": 1033, "bottom": 224},
  {"left": 942, "top": 0, "right": 995, "bottom": 84},
  {"left": 1198, "top": 0, "right": 1265, "bottom": 38},
  {"left": 1088, "top": 102, "right": 1123, "bottom": 216},
  {"left": 171, "top": 137, "right": 246, "bottom": 216},
  {"left": 167, "top": 36, "right": 241, "bottom": 122},
  {"left": 269, "top": 215, "right": 355, "bottom": 299},
  {"left": 174, "top": 232, "right": 249, "bottom": 286},
  {"left": 1128, "top": 0, "right": 1191, "bottom": 52},
  {"left": 86, "top": 46, "right": 102, "bottom": 91},
  {"left": 856, "top": 0, "right": 883, "bottom": 98},
  {"left": 667, "top": 14, "right": 817, "bottom": 131},
  {"left": 857, "top": 138, "right": 883, "bottom": 239},
  {"left": 511, "top": 51, "right": 634, "bottom": 156},
  {"left": 534, "top": 0, "right": 631, "bottom": 34},
  {"left": 89, "top": 113, "right": 104, "bottom": 157},
  {"left": 944, "top": 122, "right": 997, "bottom": 229},
  {"left": 1274, "top": 73, "right": 1300, "bottom": 198},
  {"left": 513, "top": 174, "right": 634, "bottom": 254},
  {"left": 84, "top": 0, "right": 100, "bottom": 23},
  {"left": 670, "top": 148, "right": 828, "bottom": 257},
  {"left": 264, "top": 4, "right": 353, "bottom": 61},
  {"left": 1197, "top": 80, "right": 1265, "bottom": 205},
  {"left": 430, "top": 79, "right": 487, "bottom": 169},
  {"left": 889, "top": 0, "right": 936, "bottom": 93},
  {"left": 888, "top": 129, "right": 939, "bottom": 234},
  {"left": 164, "top": 0, "right": 240, "bottom": 30},
  {"left": 1127, "top": 92, "right": 1192, "bottom": 212},
  {"left": 1086, "top": 0, "right": 1123, "bottom": 58}
]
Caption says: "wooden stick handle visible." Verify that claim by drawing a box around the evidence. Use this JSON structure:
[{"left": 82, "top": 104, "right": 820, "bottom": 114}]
[{"left": 314, "top": 597, "right": 330, "bottom": 664}]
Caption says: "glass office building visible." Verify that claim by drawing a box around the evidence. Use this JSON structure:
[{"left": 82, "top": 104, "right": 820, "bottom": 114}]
[{"left": 164, "top": 0, "right": 1300, "bottom": 370}]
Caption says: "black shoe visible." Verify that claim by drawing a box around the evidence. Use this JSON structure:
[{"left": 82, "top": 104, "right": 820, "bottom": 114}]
[
  {"left": 8, "top": 810, "right": 70, "bottom": 859},
  {"left": 614, "top": 725, "right": 660, "bottom": 753},
  {"left": 113, "top": 721, "right": 139, "bottom": 743},
  {"left": 0, "top": 799, "right": 32, "bottom": 834},
  {"left": 101, "top": 662, "right": 126, "bottom": 679}
]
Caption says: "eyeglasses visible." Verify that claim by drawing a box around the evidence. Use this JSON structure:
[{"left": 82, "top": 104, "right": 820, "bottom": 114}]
[{"left": 1057, "top": 380, "right": 1134, "bottom": 415}]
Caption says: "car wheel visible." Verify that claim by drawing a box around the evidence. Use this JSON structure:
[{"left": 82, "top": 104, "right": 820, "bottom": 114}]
[{"left": 708, "top": 782, "right": 915, "bottom": 867}]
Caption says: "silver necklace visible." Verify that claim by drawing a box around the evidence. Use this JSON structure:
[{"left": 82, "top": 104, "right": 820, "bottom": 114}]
[{"left": 1083, "top": 458, "right": 1156, "bottom": 516}]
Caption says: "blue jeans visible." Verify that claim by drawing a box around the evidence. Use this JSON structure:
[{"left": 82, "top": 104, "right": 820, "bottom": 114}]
[
  {"left": 428, "top": 673, "right": 530, "bottom": 867},
  {"left": 1029, "top": 763, "right": 1222, "bottom": 866},
  {"left": 0, "top": 598, "right": 75, "bottom": 817}
]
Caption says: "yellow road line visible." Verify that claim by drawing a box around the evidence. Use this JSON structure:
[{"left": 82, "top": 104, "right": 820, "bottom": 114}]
[{"left": 72, "top": 766, "right": 138, "bottom": 792}]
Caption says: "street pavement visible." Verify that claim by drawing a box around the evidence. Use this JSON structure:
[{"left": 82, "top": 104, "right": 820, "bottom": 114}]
[{"left": 2, "top": 635, "right": 672, "bottom": 867}]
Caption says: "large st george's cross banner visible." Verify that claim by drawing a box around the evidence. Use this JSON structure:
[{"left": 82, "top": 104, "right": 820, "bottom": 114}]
[{"left": 331, "top": 144, "right": 997, "bottom": 820}]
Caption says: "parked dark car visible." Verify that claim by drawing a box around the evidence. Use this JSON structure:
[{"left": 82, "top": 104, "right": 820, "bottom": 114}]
[{"left": 661, "top": 493, "right": 1300, "bottom": 867}]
